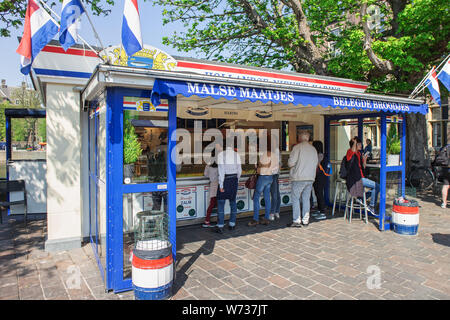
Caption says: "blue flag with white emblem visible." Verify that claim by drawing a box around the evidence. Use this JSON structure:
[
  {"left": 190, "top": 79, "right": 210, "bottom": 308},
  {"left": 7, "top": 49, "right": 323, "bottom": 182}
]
[{"left": 59, "top": 0, "right": 85, "bottom": 51}]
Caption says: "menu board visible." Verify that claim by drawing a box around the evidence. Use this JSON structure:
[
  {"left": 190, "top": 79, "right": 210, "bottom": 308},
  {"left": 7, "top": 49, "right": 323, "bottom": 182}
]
[
  {"left": 203, "top": 182, "right": 250, "bottom": 217},
  {"left": 175, "top": 174, "right": 292, "bottom": 221},
  {"left": 236, "top": 182, "right": 251, "bottom": 212},
  {"left": 176, "top": 186, "right": 198, "bottom": 219},
  {"left": 279, "top": 178, "right": 292, "bottom": 207}
]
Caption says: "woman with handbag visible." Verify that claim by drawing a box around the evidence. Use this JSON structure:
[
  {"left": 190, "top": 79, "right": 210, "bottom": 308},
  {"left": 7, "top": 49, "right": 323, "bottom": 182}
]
[
  {"left": 202, "top": 150, "right": 218, "bottom": 228},
  {"left": 248, "top": 145, "right": 278, "bottom": 227}
]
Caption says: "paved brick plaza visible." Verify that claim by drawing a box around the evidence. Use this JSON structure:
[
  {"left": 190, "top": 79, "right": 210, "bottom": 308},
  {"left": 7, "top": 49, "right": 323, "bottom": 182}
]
[{"left": 0, "top": 194, "right": 449, "bottom": 300}]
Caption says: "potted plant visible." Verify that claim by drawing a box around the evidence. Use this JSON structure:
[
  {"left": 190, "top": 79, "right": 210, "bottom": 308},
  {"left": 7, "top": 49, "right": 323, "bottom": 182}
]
[
  {"left": 386, "top": 124, "right": 401, "bottom": 166},
  {"left": 123, "top": 119, "right": 142, "bottom": 182}
]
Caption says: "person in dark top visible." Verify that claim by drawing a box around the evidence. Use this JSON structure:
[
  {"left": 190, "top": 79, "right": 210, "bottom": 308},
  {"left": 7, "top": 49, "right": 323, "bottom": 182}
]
[
  {"left": 363, "top": 139, "right": 372, "bottom": 159},
  {"left": 345, "top": 137, "right": 379, "bottom": 213},
  {"left": 345, "top": 137, "right": 364, "bottom": 200},
  {"left": 311, "top": 140, "right": 328, "bottom": 220}
]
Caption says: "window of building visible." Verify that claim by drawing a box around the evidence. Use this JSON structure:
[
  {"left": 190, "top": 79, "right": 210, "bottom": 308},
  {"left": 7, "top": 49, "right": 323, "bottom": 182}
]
[{"left": 430, "top": 104, "right": 449, "bottom": 149}]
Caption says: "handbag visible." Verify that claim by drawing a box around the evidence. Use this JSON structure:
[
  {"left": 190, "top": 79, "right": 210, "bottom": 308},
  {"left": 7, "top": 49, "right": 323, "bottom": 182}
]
[{"left": 245, "top": 169, "right": 258, "bottom": 189}]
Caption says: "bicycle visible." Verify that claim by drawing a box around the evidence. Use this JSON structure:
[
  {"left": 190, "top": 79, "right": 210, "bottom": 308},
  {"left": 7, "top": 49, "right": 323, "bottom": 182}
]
[{"left": 408, "top": 160, "right": 438, "bottom": 191}]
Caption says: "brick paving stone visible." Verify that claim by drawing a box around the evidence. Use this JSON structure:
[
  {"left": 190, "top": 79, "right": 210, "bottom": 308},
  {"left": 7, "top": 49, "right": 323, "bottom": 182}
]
[
  {"left": 267, "top": 275, "right": 292, "bottom": 289},
  {"left": 288, "top": 275, "right": 317, "bottom": 288},
  {"left": 355, "top": 291, "right": 384, "bottom": 300},
  {"left": 316, "top": 259, "right": 338, "bottom": 269},
  {"left": 332, "top": 293, "right": 356, "bottom": 300},
  {"left": 308, "top": 293, "right": 328, "bottom": 300},
  {"left": 249, "top": 267, "right": 275, "bottom": 279},
  {"left": 230, "top": 268, "right": 252, "bottom": 279},
  {"left": 215, "top": 259, "right": 239, "bottom": 271},
  {"left": 263, "top": 285, "right": 291, "bottom": 299},
  {"left": 172, "top": 287, "right": 190, "bottom": 300},
  {"left": 0, "top": 276, "right": 17, "bottom": 288},
  {"left": 285, "top": 284, "right": 314, "bottom": 298},
  {"left": 334, "top": 265, "right": 361, "bottom": 277},
  {"left": 244, "top": 276, "right": 270, "bottom": 289},
  {"left": 0, "top": 284, "right": 18, "bottom": 298},
  {"left": 187, "top": 286, "right": 220, "bottom": 300},
  {"left": 422, "top": 279, "right": 450, "bottom": 295},
  {"left": 19, "top": 284, "right": 43, "bottom": 299},
  {"left": 213, "top": 284, "right": 242, "bottom": 300},
  {"left": 199, "top": 275, "right": 225, "bottom": 290},
  {"left": 309, "top": 283, "right": 339, "bottom": 299},
  {"left": 311, "top": 274, "right": 338, "bottom": 287},
  {"left": 238, "top": 285, "right": 266, "bottom": 300},
  {"left": 207, "top": 268, "right": 231, "bottom": 279},
  {"left": 42, "top": 285, "right": 68, "bottom": 299},
  {"left": 221, "top": 275, "right": 246, "bottom": 290}
]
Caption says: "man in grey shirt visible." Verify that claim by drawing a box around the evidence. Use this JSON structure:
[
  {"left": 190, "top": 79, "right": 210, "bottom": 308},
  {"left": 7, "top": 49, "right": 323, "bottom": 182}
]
[{"left": 287, "top": 131, "right": 318, "bottom": 227}]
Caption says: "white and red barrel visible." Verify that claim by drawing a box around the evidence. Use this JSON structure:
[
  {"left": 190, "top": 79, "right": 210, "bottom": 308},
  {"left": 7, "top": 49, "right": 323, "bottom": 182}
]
[
  {"left": 131, "top": 240, "right": 173, "bottom": 300},
  {"left": 392, "top": 198, "right": 419, "bottom": 235}
]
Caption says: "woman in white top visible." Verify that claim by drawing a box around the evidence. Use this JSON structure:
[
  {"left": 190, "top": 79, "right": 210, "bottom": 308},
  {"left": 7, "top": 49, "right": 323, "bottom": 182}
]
[
  {"left": 248, "top": 142, "right": 279, "bottom": 227},
  {"left": 203, "top": 153, "right": 219, "bottom": 228}
]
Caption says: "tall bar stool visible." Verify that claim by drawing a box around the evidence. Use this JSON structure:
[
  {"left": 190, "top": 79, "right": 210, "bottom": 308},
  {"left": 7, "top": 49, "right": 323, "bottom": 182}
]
[
  {"left": 344, "top": 189, "right": 368, "bottom": 224},
  {"left": 332, "top": 179, "right": 348, "bottom": 216}
]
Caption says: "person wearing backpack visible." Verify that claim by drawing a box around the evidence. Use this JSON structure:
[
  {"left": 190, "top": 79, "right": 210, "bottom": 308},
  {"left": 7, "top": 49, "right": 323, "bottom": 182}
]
[
  {"left": 311, "top": 140, "right": 330, "bottom": 220},
  {"left": 434, "top": 144, "right": 450, "bottom": 208}
]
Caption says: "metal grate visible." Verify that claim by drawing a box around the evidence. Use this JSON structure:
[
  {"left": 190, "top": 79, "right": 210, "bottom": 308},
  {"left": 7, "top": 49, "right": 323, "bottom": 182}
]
[{"left": 134, "top": 200, "right": 170, "bottom": 251}]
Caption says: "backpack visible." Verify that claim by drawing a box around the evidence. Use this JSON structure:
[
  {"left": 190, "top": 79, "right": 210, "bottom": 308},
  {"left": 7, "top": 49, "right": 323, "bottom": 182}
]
[
  {"left": 339, "top": 156, "right": 348, "bottom": 179},
  {"left": 319, "top": 156, "right": 333, "bottom": 177},
  {"left": 434, "top": 145, "right": 450, "bottom": 167}
]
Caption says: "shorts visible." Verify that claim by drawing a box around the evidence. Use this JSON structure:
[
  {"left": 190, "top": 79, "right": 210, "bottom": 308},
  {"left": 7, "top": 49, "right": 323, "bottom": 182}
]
[{"left": 438, "top": 167, "right": 450, "bottom": 185}]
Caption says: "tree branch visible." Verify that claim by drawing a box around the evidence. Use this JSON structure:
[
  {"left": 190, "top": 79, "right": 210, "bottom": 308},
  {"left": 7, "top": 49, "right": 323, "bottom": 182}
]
[{"left": 360, "top": 2, "right": 394, "bottom": 75}]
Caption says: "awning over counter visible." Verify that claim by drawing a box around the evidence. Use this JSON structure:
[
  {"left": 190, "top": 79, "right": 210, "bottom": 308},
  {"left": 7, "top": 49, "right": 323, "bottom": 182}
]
[{"left": 151, "top": 78, "right": 428, "bottom": 115}]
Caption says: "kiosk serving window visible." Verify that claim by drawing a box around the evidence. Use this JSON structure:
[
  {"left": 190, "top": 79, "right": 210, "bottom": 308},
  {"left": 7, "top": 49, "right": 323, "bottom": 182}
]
[{"left": 123, "top": 99, "right": 168, "bottom": 184}]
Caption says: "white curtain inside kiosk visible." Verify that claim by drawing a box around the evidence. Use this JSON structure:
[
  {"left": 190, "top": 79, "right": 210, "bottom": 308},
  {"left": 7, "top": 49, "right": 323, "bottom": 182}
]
[{"left": 150, "top": 79, "right": 428, "bottom": 114}]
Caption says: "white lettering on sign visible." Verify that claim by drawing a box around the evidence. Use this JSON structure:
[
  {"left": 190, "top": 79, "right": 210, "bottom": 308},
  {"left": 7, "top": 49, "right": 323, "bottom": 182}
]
[
  {"left": 186, "top": 82, "right": 295, "bottom": 103},
  {"left": 332, "top": 96, "right": 410, "bottom": 112}
]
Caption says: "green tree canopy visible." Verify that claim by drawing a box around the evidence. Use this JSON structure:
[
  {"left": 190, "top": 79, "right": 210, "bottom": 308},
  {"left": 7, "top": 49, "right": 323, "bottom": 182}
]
[
  {"left": 0, "top": 0, "right": 115, "bottom": 37},
  {"left": 155, "top": 0, "right": 449, "bottom": 93}
]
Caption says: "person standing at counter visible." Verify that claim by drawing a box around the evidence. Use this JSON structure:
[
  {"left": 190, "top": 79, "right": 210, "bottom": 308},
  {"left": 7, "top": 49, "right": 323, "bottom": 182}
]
[
  {"left": 311, "top": 140, "right": 328, "bottom": 220},
  {"left": 215, "top": 141, "right": 242, "bottom": 234},
  {"left": 270, "top": 147, "right": 281, "bottom": 221},
  {"left": 248, "top": 147, "right": 278, "bottom": 227},
  {"left": 202, "top": 150, "right": 219, "bottom": 228},
  {"left": 288, "top": 130, "right": 318, "bottom": 227}
]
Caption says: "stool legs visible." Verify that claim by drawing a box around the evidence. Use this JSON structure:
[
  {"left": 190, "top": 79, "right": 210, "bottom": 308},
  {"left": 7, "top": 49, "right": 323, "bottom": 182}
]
[{"left": 332, "top": 181, "right": 340, "bottom": 217}]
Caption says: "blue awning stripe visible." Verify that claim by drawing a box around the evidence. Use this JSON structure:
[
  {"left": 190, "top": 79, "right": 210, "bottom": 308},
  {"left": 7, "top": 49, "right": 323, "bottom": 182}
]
[{"left": 151, "top": 79, "right": 428, "bottom": 115}]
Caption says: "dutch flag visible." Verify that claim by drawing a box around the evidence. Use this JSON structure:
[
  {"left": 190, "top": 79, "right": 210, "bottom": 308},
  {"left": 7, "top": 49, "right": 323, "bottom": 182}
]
[
  {"left": 425, "top": 67, "right": 441, "bottom": 106},
  {"left": 59, "top": 0, "right": 85, "bottom": 51},
  {"left": 16, "top": 0, "right": 59, "bottom": 75},
  {"left": 437, "top": 59, "right": 450, "bottom": 92},
  {"left": 122, "top": 0, "right": 143, "bottom": 57}
]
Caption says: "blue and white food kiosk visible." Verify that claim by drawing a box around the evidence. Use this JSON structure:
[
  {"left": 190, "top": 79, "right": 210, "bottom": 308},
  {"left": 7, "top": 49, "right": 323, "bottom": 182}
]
[{"left": 29, "top": 40, "right": 428, "bottom": 292}]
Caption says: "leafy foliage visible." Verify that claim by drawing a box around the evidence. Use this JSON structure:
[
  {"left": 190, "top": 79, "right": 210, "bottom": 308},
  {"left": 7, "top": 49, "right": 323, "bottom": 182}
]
[
  {"left": 0, "top": 0, "right": 116, "bottom": 37},
  {"left": 387, "top": 123, "right": 401, "bottom": 155},
  {"left": 123, "top": 119, "right": 142, "bottom": 165},
  {"left": 154, "top": 0, "right": 450, "bottom": 93}
]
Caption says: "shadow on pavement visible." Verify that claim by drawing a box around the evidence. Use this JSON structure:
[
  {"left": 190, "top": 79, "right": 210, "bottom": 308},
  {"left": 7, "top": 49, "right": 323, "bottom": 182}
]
[{"left": 431, "top": 233, "right": 450, "bottom": 247}]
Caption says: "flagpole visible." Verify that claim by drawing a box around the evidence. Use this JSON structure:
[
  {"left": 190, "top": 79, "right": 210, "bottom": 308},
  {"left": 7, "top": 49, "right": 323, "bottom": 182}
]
[
  {"left": 39, "top": 0, "right": 101, "bottom": 58},
  {"left": 409, "top": 67, "right": 433, "bottom": 98},
  {"left": 78, "top": 0, "right": 106, "bottom": 52},
  {"left": 410, "top": 54, "right": 450, "bottom": 98},
  {"left": 436, "top": 54, "right": 450, "bottom": 76}
]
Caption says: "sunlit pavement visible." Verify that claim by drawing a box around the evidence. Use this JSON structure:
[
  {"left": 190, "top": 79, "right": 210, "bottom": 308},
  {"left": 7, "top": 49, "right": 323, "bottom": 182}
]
[{"left": 0, "top": 193, "right": 449, "bottom": 300}]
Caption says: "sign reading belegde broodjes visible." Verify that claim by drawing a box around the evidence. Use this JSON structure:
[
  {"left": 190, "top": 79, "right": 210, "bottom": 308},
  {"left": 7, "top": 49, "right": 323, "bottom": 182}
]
[{"left": 184, "top": 82, "right": 419, "bottom": 113}]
